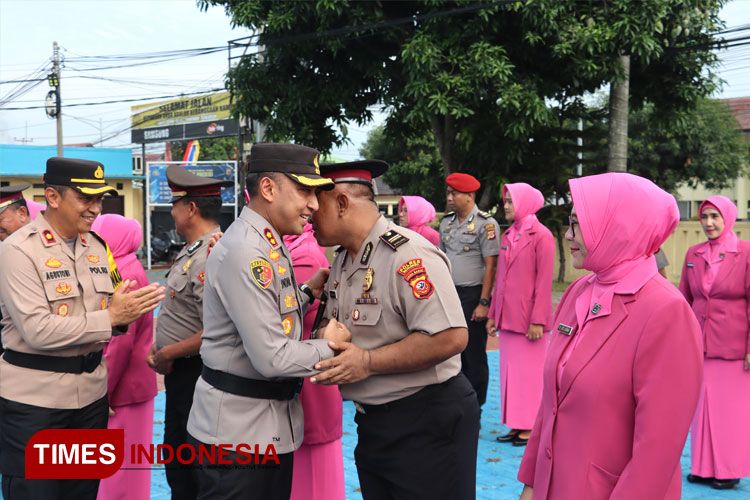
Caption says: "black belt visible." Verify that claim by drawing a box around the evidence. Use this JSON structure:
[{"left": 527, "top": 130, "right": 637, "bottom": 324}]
[
  {"left": 354, "top": 375, "right": 460, "bottom": 414},
  {"left": 201, "top": 366, "right": 303, "bottom": 401},
  {"left": 2, "top": 349, "right": 102, "bottom": 374}
]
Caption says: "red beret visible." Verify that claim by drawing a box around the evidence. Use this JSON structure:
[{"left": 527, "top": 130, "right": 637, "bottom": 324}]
[{"left": 446, "top": 173, "right": 480, "bottom": 193}]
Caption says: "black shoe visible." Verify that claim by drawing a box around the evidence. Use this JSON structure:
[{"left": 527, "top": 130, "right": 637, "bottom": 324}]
[
  {"left": 496, "top": 431, "right": 519, "bottom": 443},
  {"left": 512, "top": 436, "right": 529, "bottom": 447},
  {"left": 687, "top": 474, "right": 714, "bottom": 484},
  {"left": 711, "top": 478, "right": 739, "bottom": 490}
]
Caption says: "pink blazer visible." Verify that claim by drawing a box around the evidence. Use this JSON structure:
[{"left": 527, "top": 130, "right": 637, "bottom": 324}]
[
  {"left": 104, "top": 258, "right": 157, "bottom": 408},
  {"left": 518, "top": 275, "right": 703, "bottom": 500},
  {"left": 488, "top": 218, "right": 554, "bottom": 333},
  {"left": 284, "top": 229, "right": 343, "bottom": 445},
  {"left": 679, "top": 239, "right": 750, "bottom": 360}
]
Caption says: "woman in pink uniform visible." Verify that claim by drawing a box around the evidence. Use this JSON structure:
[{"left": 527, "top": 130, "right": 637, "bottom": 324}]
[
  {"left": 486, "top": 182, "right": 554, "bottom": 446},
  {"left": 286, "top": 224, "right": 346, "bottom": 500},
  {"left": 398, "top": 195, "right": 440, "bottom": 246},
  {"left": 679, "top": 195, "right": 750, "bottom": 490},
  {"left": 518, "top": 173, "right": 703, "bottom": 500},
  {"left": 93, "top": 214, "right": 157, "bottom": 500}
]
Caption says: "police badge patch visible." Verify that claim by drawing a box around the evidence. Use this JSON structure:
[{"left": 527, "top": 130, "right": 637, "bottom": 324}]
[{"left": 250, "top": 258, "right": 273, "bottom": 290}]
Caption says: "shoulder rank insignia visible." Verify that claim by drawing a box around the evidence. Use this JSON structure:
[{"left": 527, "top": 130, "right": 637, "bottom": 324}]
[
  {"left": 250, "top": 258, "right": 273, "bottom": 290},
  {"left": 380, "top": 230, "right": 409, "bottom": 251},
  {"left": 361, "top": 242, "right": 373, "bottom": 265},
  {"left": 43, "top": 229, "right": 56, "bottom": 244},
  {"left": 187, "top": 239, "right": 203, "bottom": 255},
  {"left": 264, "top": 228, "right": 278, "bottom": 247},
  {"left": 397, "top": 258, "right": 434, "bottom": 300},
  {"left": 478, "top": 210, "right": 492, "bottom": 219}
]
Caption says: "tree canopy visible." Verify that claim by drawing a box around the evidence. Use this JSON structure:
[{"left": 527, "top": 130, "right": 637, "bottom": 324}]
[{"left": 200, "top": 0, "right": 735, "bottom": 209}]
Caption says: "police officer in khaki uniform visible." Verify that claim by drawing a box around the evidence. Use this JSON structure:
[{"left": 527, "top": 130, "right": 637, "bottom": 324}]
[
  {"left": 187, "top": 143, "right": 350, "bottom": 500},
  {"left": 439, "top": 173, "right": 499, "bottom": 409},
  {"left": 0, "top": 184, "right": 33, "bottom": 242},
  {"left": 146, "top": 165, "right": 232, "bottom": 500},
  {"left": 310, "top": 161, "right": 480, "bottom": 500},
  {"left": 0, "top": 157, "right": 164, "bottom": 500},
  {"left": 0, "top": 184, "right": 34, "bottom": 355}
]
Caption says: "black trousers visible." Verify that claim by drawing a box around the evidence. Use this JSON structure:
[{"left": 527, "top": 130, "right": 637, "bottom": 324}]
[
  {"left": 0, "top": 395, "right": 108, "bottom": 500},
  {"left": 163, "top": 355, "right": 203, "bottom": 500},
  {"left": 456, "top": 285, "right": 489, "bottom": 407},
  {"left": 354, "top": 374, "right": 480, "bottom": 500},
  {"left": 188, "top": 434, "right": 293, "bottom": 500}
]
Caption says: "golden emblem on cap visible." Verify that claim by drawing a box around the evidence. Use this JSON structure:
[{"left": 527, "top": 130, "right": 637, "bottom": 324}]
[
  {"left": 94, "top": 165, "right": 104, "bottom": 179},
  {"left": 314, "top": 154, "right": 320, "bottom": 175}
]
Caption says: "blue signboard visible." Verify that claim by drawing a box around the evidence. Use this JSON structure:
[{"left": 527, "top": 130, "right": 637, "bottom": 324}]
[{"left": 148, "top": 163, "right": 236, "bottom": 204}]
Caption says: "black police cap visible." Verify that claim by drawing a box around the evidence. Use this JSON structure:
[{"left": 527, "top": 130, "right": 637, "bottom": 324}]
[
  {"left": 44, "top": 157, "right": 118, "bottom": 196},
  {"left": 248, "top": 143, "right": 334, "bottom": 190}
]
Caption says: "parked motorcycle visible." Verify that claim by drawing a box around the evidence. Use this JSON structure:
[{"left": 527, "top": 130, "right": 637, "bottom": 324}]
[{"left": 150, "top": 229, "right": 184, "bottom": 264}]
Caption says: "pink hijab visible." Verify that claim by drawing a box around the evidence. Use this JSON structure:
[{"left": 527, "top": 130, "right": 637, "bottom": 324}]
[
  {"left": 502, "top": 183, "right": 544, "bottom": 245},
  {"left": 91, "top": 214, "right": 143, "bottom": 270},
  {"left": 570, "top": 173, "right": 679, "bottom": 326},
  {"left": 398, "top": 196, "right": 439, "bottom": 246},
  {"left": 25, "top": 199, "right": 46, "bottom": 220},
  {"left": 699, "top": 195, "right": 738, "bottom": 248}
]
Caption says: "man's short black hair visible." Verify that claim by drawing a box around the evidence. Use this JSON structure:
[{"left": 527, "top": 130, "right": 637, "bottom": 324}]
[
  {"left": 5, "top": 198, "right": 28, "bottom": 212},
  {"left": 44, "top": 183, "right": 71, "bottom": 197},
  {"left": 342, "top": 183, "right": 375, "bottom": 203},
  {"left": 181, "top": 196, "right": 222, "bottom": 223},
  {"left": 246, "top": 172, "right": 284, "bottom": 199}
]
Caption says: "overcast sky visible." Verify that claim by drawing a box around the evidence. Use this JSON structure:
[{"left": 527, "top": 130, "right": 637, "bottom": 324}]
[{"left": 1, "top": 0, "right": 749, "bottom": 162}]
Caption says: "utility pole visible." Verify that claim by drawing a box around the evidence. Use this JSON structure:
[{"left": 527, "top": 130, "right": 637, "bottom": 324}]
[{"left": 53, "top": 41, "right": 63, "bottom": 156}]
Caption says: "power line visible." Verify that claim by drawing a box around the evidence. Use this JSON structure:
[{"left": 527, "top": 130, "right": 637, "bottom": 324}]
[{"left": 0, "top": 88, "right": 223, "bottom": 111}]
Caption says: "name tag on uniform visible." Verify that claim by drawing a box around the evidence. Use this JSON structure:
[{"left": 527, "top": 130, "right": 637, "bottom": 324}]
[
  {"left": 687, "top": 263, "right": 694, "bottom": 268},
  {"left": 557, "top": 323, "right": 573, "bottom": 336}
]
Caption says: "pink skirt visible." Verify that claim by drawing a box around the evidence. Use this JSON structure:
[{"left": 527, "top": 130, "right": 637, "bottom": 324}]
[
  {"left": 497, "top": 329, "right": 548, "bottom": 429},
  {"left": 690, "top": 358, "right": 750, "bottom": 479},
  {"left": 290, "top": 438, "right": 346, "bottom": 500},
  {"left": 97, "top": 398, "right": 155, "bottom": 500}
]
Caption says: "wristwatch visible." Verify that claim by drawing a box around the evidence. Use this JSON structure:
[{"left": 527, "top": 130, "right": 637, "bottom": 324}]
[
  {"left": 299, "top": 283, "right": 314, "bottom": 301},
  {"left": 479, "top": 298, "right": 491, "bottom": 306}
]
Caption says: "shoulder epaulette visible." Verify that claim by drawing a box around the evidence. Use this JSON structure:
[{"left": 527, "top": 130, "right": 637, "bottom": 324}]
[
  {"left": 380, "top": 230, "right": 409, "bottom": 251},
  {"left": 478, "top": 210, "right": 492, "bottom": 219},
  {"left": 187, "top": 239, "right": 203, "bottom": 255}
]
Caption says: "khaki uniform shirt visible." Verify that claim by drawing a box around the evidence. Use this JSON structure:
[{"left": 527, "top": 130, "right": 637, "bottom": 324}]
[
  {"left": 439, "top": 205, "right": 500, "bottom": 287},
  {"left": 326, "top": 216, "right": 466, "bottom": 405},
  {"left": 0, "top": 212, "right": 116, "bottom": 409},
  {"left": 187, "top": 207, "right": 334, "bottom": 453},
  {"left": 155, "top": 227, "right": 217, "bottom": 350}
]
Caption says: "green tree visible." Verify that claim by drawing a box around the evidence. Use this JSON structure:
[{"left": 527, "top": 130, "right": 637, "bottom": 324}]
[
  {"left": 199, "top": 0, "right": 727, "bottom": 211},
  {"left": 585, "top": 97, "right": 749, "bottom": 192}
]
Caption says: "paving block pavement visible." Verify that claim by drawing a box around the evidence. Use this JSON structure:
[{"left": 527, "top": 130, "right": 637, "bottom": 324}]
[{"left": 146, "top": 350, "right": 748, "bottom": 499}]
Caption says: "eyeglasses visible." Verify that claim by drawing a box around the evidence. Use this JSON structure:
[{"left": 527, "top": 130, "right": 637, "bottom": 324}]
[{"left": 568, "top": 216, "right": 579, "bottom": 237}]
